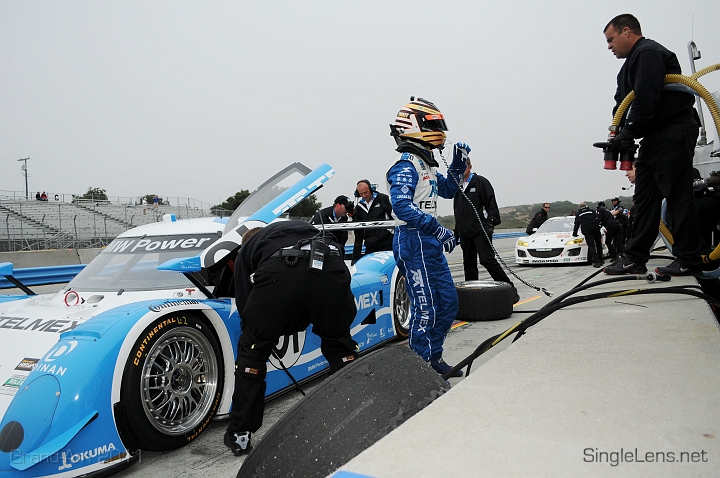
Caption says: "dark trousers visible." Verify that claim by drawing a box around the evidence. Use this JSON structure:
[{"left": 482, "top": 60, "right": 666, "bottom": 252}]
[
  {"left": 460, "top": 231, "right": 511, "bottom": 283},
  {"left": 365, "top": 235, "right": 394, "bottom": 254},
  {"left": 605, "top": 224, "right": 624, "bottom": 257},
  {"left": 582, "top": 226, "right": 603, "bottom": 263},
  {"left": 228, "top": 256, "right": 358, "bottom": 433},
  {"left": 625, "top": 119, "right": 704, "bottom": 267}
]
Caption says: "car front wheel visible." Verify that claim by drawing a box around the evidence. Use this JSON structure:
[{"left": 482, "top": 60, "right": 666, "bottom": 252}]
[
  {"left": 392, "top": 274, "right": 410, "bottom": 338},
  {"left": 120, "top": 313, "right": 224, "bottom": 450}
]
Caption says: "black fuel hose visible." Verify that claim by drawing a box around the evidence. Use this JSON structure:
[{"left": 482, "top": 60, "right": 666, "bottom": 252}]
[{"left": 443, "top": 280, "right": 715, "bottom": 380}]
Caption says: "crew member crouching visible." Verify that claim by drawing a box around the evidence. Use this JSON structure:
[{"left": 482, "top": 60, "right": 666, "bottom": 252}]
[{"left": 225, "top": 220, "right": 358, "bottom": 456}]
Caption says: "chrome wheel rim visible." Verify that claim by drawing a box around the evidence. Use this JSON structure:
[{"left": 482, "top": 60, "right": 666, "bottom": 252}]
[
  {"left": 394, "top": 275, "right": 411, "bottom": 332},
  {"left": 140, "top": 327, "right": 218, "bottom": 435}
]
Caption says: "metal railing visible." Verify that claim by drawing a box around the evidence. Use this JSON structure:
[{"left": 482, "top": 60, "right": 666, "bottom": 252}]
[{"left": 0, "top": 198, "right": 218, "bottom": 252}]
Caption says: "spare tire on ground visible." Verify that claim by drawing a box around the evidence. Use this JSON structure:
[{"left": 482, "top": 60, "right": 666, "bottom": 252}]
[
  {"left": 237, "top": 345, "right": 449, "bottom": 478},
  {"left": 456, "top": 280, "right": 514, "bottom": 321}
]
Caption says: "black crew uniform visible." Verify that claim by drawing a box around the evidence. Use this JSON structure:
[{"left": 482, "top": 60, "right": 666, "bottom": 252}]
[
  {"left": 573, "top": 206, "right": 603, "bottom": 265},
  {"left": 351, "top": 192, "right": 394, "bottom": 265},
  {"left": 312, "top": 206, "right": 349, "bottom": 247},
  {"left": 453, "top": 173, "right": 513, "bottom": 285},
  {"left": 228, "top": 221, "right": 358, "bottom": 435},
  {"left": 526, "top": 208, "right": 548, "bottom": 235},
  {"left": 614, "top": 37, "right": 703, "bottom": 268},
  {"left": 597, "top": 206, "right": 624, "bottom": 258}
]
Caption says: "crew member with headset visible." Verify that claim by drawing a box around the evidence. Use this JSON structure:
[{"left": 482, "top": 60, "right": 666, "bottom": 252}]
[
  {"left": 311, "top": 195, "right": 353, "bottom": 247},
  {"left": 351, "top": 179, "right": 394, "bottom": 265},
  {"left": 597, "top": 201, "right": 624, "bottom": 260},
  {"left": 224, "top": 220, "right": 358, "bottom": 456},
  {"left": 386, "top": 96, "right": 467, "bottom": 378},
  {"left": 453, "top": 158, "right": 519, "bottom": 303},
  {"left": 573, "top": 202, "right": 604, "bottom": 267}
]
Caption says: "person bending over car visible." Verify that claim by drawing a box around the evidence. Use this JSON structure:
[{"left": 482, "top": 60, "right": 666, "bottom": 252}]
[
  {"left": 386, "top": 96, "right": 467, "bottom": 378},
  {"left": 225, "top": 220, "right": 358, "bottom": 456},
  {"left": 573, "top": 202, "right": 604, "bottom": 268}
]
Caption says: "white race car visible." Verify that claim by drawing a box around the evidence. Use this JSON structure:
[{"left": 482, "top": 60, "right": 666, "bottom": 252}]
[{"left": 515, "top": 216, "right": 608, "bottom": 265}]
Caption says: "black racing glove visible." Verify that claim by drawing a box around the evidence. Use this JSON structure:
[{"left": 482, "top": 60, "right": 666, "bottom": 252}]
[{"left": 611, "top": 130, "right": 634, "bottom": 153}]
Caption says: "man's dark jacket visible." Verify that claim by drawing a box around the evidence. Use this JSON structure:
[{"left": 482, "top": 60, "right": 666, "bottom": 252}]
[
  {"left": 614, "top": 37, "right": 696, "bottom": 139},
  {"left": 453, "top": 173, "right": 501, "bottom": 238},
  {"left": 351, "top": 192, "right": 394, "bottom": 263},
  {"left": 312, "top": 206, "right": 349, "bottom": 247},
  {"left": 597, "top": 207, "right": 621, "bottom": 231},
  {"left": 573, "top": 207, "right": 600, "bottom": 235},
  {"left": 526, "top": 208, "right": 548, "bottom": 235}
]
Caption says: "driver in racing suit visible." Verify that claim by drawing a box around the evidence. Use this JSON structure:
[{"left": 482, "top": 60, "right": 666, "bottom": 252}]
[{"left": 386, "top": 97, "right": 468, "bottom": 378}]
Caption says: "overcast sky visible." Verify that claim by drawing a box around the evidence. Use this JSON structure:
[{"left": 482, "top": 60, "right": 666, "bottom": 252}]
[{"left": 2, "top": 0, "right": 720, "bottom": 216}]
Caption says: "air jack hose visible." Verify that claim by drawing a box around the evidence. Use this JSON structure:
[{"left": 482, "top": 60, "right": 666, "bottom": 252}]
[{"left": 442, "top": 275, "right": 713, "bottom": 380}]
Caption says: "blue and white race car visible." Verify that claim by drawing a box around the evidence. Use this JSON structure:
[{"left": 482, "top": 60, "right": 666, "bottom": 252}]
[
  {"left": 0, "top": 163, "right": 409, "bottom": 477},
  {"left": 514, "top": 216, "right": 608, "bottom": 265}
]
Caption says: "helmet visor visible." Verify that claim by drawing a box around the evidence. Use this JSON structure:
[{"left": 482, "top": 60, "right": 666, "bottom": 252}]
[{"left": 418, "top": 113, "right": 447, "bottom": 132}]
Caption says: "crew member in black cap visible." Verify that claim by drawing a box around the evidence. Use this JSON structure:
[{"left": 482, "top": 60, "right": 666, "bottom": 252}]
[
  {"left": 224, "top": 220, "right": 358, "bottom": 456},
  {"left": 312, "top": 195, "right": 353, "bottom": 247}
]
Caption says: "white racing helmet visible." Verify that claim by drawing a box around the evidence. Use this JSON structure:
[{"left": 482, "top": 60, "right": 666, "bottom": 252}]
[{"left": 390, "top": 96, "right": 448, "bottom": 149}]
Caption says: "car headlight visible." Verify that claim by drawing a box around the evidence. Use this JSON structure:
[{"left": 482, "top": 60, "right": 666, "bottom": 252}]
[
  {"left": 517, "top": 239, "right": 529, "bottom": 247},
  {"left": 566, "top": 237, "right": 585, "bottom": 245}
]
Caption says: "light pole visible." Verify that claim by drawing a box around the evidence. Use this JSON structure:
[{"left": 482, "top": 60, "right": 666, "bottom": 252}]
[{"left": 18, "top": 157, "right": 30, "bottom": 200}]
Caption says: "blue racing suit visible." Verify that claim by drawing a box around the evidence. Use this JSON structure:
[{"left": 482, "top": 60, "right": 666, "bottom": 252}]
[{"left": 386, "top": 141, "right": 464, "bottom": 361}]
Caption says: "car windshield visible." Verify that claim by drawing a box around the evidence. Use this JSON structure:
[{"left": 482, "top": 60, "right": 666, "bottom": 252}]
[
  {"left": 223, "top": 162, "right": 313, "bottom": 234},
  {"left": 68, "top": 233, "right": 219, "bottom": 292},
  {"left": 536, "top": 218, "right": 575, "bottom": 234}
]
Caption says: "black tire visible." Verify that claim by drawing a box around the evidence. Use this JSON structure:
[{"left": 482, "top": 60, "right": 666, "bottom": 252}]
[
  {"left": 120, "top": 313, "right": 224, "bottom": 450},
  {"left": 456, "top": 280, "right": 514, "bottom": 321},
  {"left": 237, "top": 346, "right": 448, "bottom": 478},
  {"left": 392, "top": 273, "right": 410, "bottom": 338}
]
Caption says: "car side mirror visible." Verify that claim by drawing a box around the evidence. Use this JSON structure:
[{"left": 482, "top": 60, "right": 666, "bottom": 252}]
[{"left": 0, "top": 262, "right": 14, "bottom": 277}]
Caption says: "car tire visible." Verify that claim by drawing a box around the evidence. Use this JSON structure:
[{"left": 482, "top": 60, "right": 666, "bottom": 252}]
[
  {"left": 120, "top": 313, "right": 224, "bottom": 450},
  {"left": 237, "top": 345, "right": 448, "bottom": 478},
  {"left": 392, "top": 273, "right": 410, "bottom": 339},
  {"left": 455, "top": 280, "right": 514, "bottom": 321}
]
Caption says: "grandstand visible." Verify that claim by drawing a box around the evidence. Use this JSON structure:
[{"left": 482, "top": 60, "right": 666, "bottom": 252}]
[{"left": 0, "top": 193, "right": 225, "bottom": 252}]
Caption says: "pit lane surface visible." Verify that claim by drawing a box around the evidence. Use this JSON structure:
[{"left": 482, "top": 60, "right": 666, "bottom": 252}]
[{"left": 110, "top": 236, "right": 605, "bottom": 478}]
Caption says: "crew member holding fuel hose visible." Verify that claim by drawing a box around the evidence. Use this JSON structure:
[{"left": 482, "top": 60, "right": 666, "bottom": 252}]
[
  {"left": 224, "top": 221, "right": 358, "bottom": 456},
  {"left": 601, "top": 14, "right": 704, "bottom": 276},
  {"left": 386, "top": 97, "right": 467, "bottom": 378}
]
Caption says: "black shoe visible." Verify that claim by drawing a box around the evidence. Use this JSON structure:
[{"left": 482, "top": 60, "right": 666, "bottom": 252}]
[
  {"left": 511, "top": 285, "right": 520, "bottom": 304},
  {"left": 224, "top": 431, "right": 252, "bottom": 456},
  {"left": 430, "top": 357, "right": 463, "bottom": 377},
  {"left": 603, "top": 257, "right": 647, "bottom": 275},
  {"left": 655, "top": 260, "right": 702, "bottom": 276},
  {"left": 593, "top": 261, "right": 602, "bottom": 268}
]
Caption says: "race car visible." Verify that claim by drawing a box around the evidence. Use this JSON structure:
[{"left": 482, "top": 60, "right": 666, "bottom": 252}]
[
  {"left": 0, "top": 162, "right": 409, "bottom": 477},
  {"left": 515, "top": 215, "right": 608, "bottom": 265}
]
